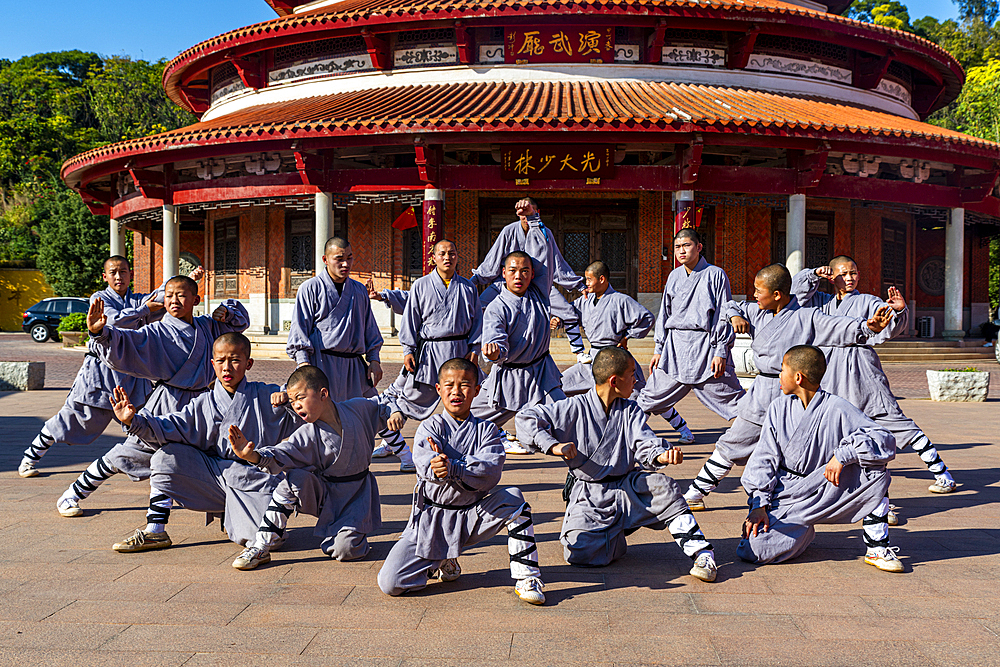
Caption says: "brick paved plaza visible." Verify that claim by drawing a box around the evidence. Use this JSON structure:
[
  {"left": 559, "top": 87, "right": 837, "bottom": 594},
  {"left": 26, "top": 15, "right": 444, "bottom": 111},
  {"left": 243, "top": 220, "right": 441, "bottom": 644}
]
[{"left": 1, "top": 334, "right": 999, "bottom": 665}]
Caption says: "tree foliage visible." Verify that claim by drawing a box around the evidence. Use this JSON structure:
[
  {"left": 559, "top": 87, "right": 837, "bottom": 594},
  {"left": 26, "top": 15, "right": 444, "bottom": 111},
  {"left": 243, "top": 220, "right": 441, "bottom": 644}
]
[
  {"left": 0, "top": 50, "right": 193, "bottom": 288},
  {"left": 35, "top": 188, "right": 108, "bottom": 296}
]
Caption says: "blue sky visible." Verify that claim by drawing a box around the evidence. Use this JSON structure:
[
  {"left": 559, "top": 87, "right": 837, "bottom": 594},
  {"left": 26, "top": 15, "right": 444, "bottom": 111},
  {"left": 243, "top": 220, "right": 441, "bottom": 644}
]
[{"left": 4, "top": 0, "right": 961, "bottom": 62}]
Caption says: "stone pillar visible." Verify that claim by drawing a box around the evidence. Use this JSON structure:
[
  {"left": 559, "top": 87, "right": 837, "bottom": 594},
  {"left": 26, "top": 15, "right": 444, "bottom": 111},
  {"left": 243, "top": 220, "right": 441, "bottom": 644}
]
[
  {"left": 943, "top": 207, "right": 965, "bottom": 340},
  {"left": 315, "top": 192, "right": 333, "bottom": 274},
  {"left": 109, "top": 218, "right": 126, "bottom": 258},
  {"left": 422, "top": 188, "right": 444, "bottom": 275},
  {"left": 786, "top": 193, "right": 806, "bottom": 275},
  {"left": 162, "top": 204, "right": 178, "bottom": 284}
]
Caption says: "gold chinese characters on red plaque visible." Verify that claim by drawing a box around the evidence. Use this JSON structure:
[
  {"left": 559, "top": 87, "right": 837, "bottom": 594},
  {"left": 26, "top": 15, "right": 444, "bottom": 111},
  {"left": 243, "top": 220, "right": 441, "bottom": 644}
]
[
  {"left": 505, "top": 27, "right": 614, "bottom": 64},
  {"left": 501, "top": 145, "right": 615, "bottom": 180}
]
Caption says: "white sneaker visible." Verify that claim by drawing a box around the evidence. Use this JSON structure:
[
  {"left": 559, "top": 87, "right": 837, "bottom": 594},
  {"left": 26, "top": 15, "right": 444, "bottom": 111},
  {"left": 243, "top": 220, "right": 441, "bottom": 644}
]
[
  {"left": 373, "top": 438, "right": 404, "bottom": 458},
  {"left": 57, "top": 495, "right": 83, "bottom": 518},
  {"left": 887, "top": 505, "right": 899, "bottom": 526},
  {"left": 689, "top": 551, "right": 718, "bottom": 582},
  {"left": 233, "top": 545, "right": 271, "bottom": 570},
  {"left": 576, "top": 352, "right": 593, "bottom": 364},
  {"left": 929, "top": 477, "right": 956, "bottom": 494},
  {"left": 865, "top": 546, "right": 904, "bottom": 573},
  {"left": 18, "top": 458, "right": 39, "bottom": 478},
  {"left": 514, "top": 576, "right": 546, "bottom": 605},
  {"left": 503, "top": 438, "right": 531, "bottom": 455},
  {"left": 677, "top": 426, "right": 695, "bottom": 445},
  {"left": 429, "top": 558, "right": 461, "bottom": 582}
]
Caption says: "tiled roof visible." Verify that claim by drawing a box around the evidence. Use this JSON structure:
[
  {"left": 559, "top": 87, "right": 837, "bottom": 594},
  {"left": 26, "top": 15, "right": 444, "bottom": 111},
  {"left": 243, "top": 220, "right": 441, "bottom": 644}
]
[
  {"left": 62, "top": 81, "right": 998, "bottom": 179},
  {"left": 163, "top": 0, "right": 960, "bottom": 102}
]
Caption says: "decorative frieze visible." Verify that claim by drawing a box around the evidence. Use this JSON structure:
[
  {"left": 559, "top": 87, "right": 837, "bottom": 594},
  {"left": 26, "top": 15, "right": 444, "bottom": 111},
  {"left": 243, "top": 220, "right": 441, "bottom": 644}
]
[
  {"left": 875, "top": 79, "right": 912, "bottom": 106},
  {"left": 661, "top": 46, "right": 726, "bottom": 67},
  {"left": 479, "top": 44, "right": 504, "bottom": 64},
  {"left": 394, "top": 45, "right": 458, "bottom": 68},
  {"left": 268, "top": 54, "right": 374, "bottom": 84},
  {"left": 745, "top": 55, "right": 852, "bottom": 84},
  {"left": 211, "top": 79, "right": 247, "bottom": 104},
  {"left": 614, "top": 45, "right": 640, "bottom": 63}
]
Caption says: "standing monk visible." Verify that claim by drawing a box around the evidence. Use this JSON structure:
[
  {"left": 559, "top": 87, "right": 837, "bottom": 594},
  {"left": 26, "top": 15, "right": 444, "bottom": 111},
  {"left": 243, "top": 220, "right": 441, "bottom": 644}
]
[
  {"left": 372, "top": 240, "right": 483, "bottom": 472},
  {"left": 286, "top": 237, "right": 384, "bottom": 402},
  {"left": 637, "top": 229, "right": 745, "bottom": 444}
]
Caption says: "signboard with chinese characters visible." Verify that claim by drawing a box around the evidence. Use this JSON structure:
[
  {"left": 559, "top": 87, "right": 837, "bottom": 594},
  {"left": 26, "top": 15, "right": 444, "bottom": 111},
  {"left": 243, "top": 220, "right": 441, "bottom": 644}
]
[
  {"left": 501, "top": 146, "right": 615, "bottom": 180},
  {"left": 505, "top": 27, "right": 614, "bottom": 64}
]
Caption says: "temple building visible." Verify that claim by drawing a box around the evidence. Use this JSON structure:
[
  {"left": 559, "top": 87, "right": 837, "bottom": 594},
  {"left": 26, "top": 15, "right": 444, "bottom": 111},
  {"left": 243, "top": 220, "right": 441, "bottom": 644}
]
[{"left": 61, "top": 0, "right": 999, "bottom": 339}]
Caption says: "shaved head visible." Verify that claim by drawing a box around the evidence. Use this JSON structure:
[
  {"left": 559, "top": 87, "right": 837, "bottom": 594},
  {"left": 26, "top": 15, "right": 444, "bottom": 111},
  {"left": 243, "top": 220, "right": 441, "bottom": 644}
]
[
  {"left": 213, "top": 332, "right": 251, "bottom": 358},
  {"left": 829, "top": 255, "right": 856, "bottom": 270},
  {"left": 166, "top": 275, "right": 198, "bottom": 295},
  {"left": 324, "top": 236, "right": 350, "bottom": 253},
  {"left": 438, "top": 357, "right": 478, "bottom": 383},
  {"left": 783, "top": 345, "right": 827, "bottom": 385},
  {"left": 287, "top": 365, "right": 329, "bottom": 394},
  {"left": 592, "top": 347, "right": 633, "bottom": 385},
  {"left": 586, "top": 260, "right": 609, "bottom": 281},
  {"left": 756, "top": 264, "right": 792, "bottom": 295}
]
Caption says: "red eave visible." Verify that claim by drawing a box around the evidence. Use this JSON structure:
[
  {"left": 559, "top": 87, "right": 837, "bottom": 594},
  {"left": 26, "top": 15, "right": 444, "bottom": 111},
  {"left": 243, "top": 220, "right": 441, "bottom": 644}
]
[
  {"left": 62, "top": 81, "right": 999, "bottom": 187},
  {"left": 162, "top": 0, "right": 964, "bottom": 114}
]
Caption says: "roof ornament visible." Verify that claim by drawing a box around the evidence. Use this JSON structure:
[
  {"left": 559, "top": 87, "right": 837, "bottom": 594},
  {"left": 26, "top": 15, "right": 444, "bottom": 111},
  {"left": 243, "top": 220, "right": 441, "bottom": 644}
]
[{"left": 197, "top": 159, "right": 226, "bottom": 181}]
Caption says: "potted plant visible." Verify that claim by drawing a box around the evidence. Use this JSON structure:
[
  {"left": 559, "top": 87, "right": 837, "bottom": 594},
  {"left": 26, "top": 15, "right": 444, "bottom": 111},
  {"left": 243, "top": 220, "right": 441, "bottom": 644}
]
[
  {"left": 57, "top": 312, "right": 89, "bottom": 348},
  {"left": 926, "top": 367, "right": 991, "bottom": 402}
]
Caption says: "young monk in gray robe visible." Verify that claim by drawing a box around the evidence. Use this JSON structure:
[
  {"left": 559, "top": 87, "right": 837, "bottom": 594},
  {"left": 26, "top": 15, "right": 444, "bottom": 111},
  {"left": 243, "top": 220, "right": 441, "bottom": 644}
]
[
  {"left": 286, "top": 237, "right": 384, "bottom": 402},
  {"left": 18, "top": 256, "right": 185, "bottom": 478},
  {"left": 516, "top": 348, "right": 718, "bottom": 582},
  {"left": 229, "top": 365, "right": 404, "bottom": 569},
  {"left": 109, "top": 333, "right": 303, "bottom": 549},
  {"left": 378, "top": 358, "right": 546, "bottom": 605},
  {"left": 793, "top": 258, "right": 956, "bottom": 503},
  {"left": 559, "top": 260, "right": 654, "bottom": 398},
  {"left": 470, "top": 251, "right": 566, "bottom": 438},
  {"left": 65, "top": 275, "right": 248, "bottom": 552},
  {"left": 738, "top": 345, "right": 904, "bottom": 572},
  {"left": 637, "top": 229, "right": 745, "bottom": 445},
  {"left": 373, "top": 240, "right": 482, "bottom": 472},
  {"left": 682, "top": 264, "right": 894, "bottom": 511},
  {"left": 471, "top": 197, "right": 587, "bottom": 361}
]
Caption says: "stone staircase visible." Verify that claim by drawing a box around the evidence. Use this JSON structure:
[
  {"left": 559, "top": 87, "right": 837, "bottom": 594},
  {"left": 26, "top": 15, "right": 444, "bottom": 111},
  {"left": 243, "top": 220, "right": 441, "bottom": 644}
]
[{"left": 249, "top": 333, "right": 997, "bottom": 365}]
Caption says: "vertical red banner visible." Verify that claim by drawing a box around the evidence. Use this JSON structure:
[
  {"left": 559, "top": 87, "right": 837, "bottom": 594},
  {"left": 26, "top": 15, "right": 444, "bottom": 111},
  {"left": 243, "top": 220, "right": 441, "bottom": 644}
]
[
  {"left": 674, "top": 192, "right": 695, "bottom": 268},
  {"left": 422, "top": 190, "right": 443, "bottom": 275}
]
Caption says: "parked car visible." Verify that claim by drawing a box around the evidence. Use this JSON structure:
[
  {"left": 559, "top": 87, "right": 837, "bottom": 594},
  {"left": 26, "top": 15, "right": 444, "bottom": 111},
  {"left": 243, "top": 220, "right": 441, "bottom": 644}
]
[{"left": 22, "top": 297, "right": 90, "bottom": 343}]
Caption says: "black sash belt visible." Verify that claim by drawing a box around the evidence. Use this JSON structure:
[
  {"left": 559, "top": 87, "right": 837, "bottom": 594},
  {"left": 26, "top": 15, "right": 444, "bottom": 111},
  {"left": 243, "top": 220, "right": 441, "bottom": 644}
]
[
  {"left": 321, "top": 350, "right": 364, "bottom": 359},
  {"left": 562, "top": 470, "right": 631, "bottom": 504},
  {"left": 422, "top": 334, "right": 468, "bottom": 343},
  {"left": 320, "top": 350, "right": 373, "bottom": 387},
  {"left": 778, "top": 463, "right": 807, "bottom": 478},
  {"left": 758, "top": 372, "right": 780, "bottom": 379},
  {"left": 85, "top": 352, "right": 99, "bottom": 359},
  {"left": 323, "top": 468, "right": 370, "bottom": 483},
  {"left": 421, "top": 495, "right": 478, "bottom": 510},
  {"left": 504, "top": 351, "right": 551, "bottom": 370},
  {"left": 154, "top": 379, "right": 209, "bottom": 393}
]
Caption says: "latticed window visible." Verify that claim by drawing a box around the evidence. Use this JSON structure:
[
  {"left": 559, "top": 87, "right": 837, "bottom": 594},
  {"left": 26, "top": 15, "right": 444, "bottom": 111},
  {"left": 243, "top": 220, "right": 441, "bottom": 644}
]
[
  {"left": 881, "top": 220, "right": 907, "bottom": 297},
  {"left": 397, "top": 28, "right": 455, "bottom": 44},
  {"left": 563, "top": 232, "right": 591, "bottom": 273},
  {"left": 214, "top": 218, "right": 239, "bottom": 296},
  {"left": 288, "top": 217, "right": 314, "bottom": 273},
  {"left": 404, "top": 228, "right": 424, "bottom": 286},
  {"left": 601, "top": 232, "right": 627, "bottom": 273},
  {"left": 273, "top": 36, "right": 367, "bottom": 67}
]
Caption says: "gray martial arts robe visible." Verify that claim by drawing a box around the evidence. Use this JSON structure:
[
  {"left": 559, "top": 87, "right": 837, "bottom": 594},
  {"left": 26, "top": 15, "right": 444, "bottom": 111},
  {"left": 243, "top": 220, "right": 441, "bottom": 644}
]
[
  {"left": 792, "top": 269, "right": 918, "bottom": 442},
  {"left": 737, "top": 391, "right": 895, "bottom": 564},
  {"left": 406, "top": 412, "right": 525, "bottom": 559},
  {"left": 561, "top": 286, "right": 653, "bottom": 397},
  {"left": 637, "top": 257, "right": 744, "bottom": 420},
  {"left": 386, "top": 272, "right": 482, "bottom": 420},
  {"left": 42, "top": 284, "right": 166, "bottom": 447},
  {"left": 286, "top": 271, "right": 383, "bottom": 402},
  {"left": 127, "top": 378, "right": 302, "bottom": 545},
  {"left": 516, "top": 390, "right": 689, "bottom": 566},
  {"left": 470, "top": 280, "right": 564, "bottom": 427},
  {"left": 378, "top": 289, "right": 408, "bottom": 315},
  {"left": 253, "top": 397, "right": 395, "bottom": 555},
  {"left": 378, "top": 412, "right": 530, "bottom": 594},
  {"left": 88, "top": 300, "right": 249, "bottom": 479},
  {"left": 471, "top": 215, "right": 584, "bottom": 350}
]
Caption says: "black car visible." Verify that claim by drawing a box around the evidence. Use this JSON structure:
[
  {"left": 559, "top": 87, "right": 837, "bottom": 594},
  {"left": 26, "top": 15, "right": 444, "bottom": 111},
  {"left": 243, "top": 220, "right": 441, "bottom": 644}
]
[{"left": 22, "top": 297, "right": 90, "bottom": 343}]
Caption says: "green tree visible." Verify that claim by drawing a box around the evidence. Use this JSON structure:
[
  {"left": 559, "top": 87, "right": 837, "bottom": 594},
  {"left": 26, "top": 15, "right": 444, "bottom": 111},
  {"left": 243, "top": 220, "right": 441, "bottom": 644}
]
[
  {"left": 953, "top": 59, "right": 1000, "bottom": 141},
  {"left": 34, "top": 188, "right": 107, "bottom": 296},
  {"left": 87, "top": 56, "right": 196, "bottom": 143},
  {"left": 848, "top": 0, "right": 913, "bottom": 29}
]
